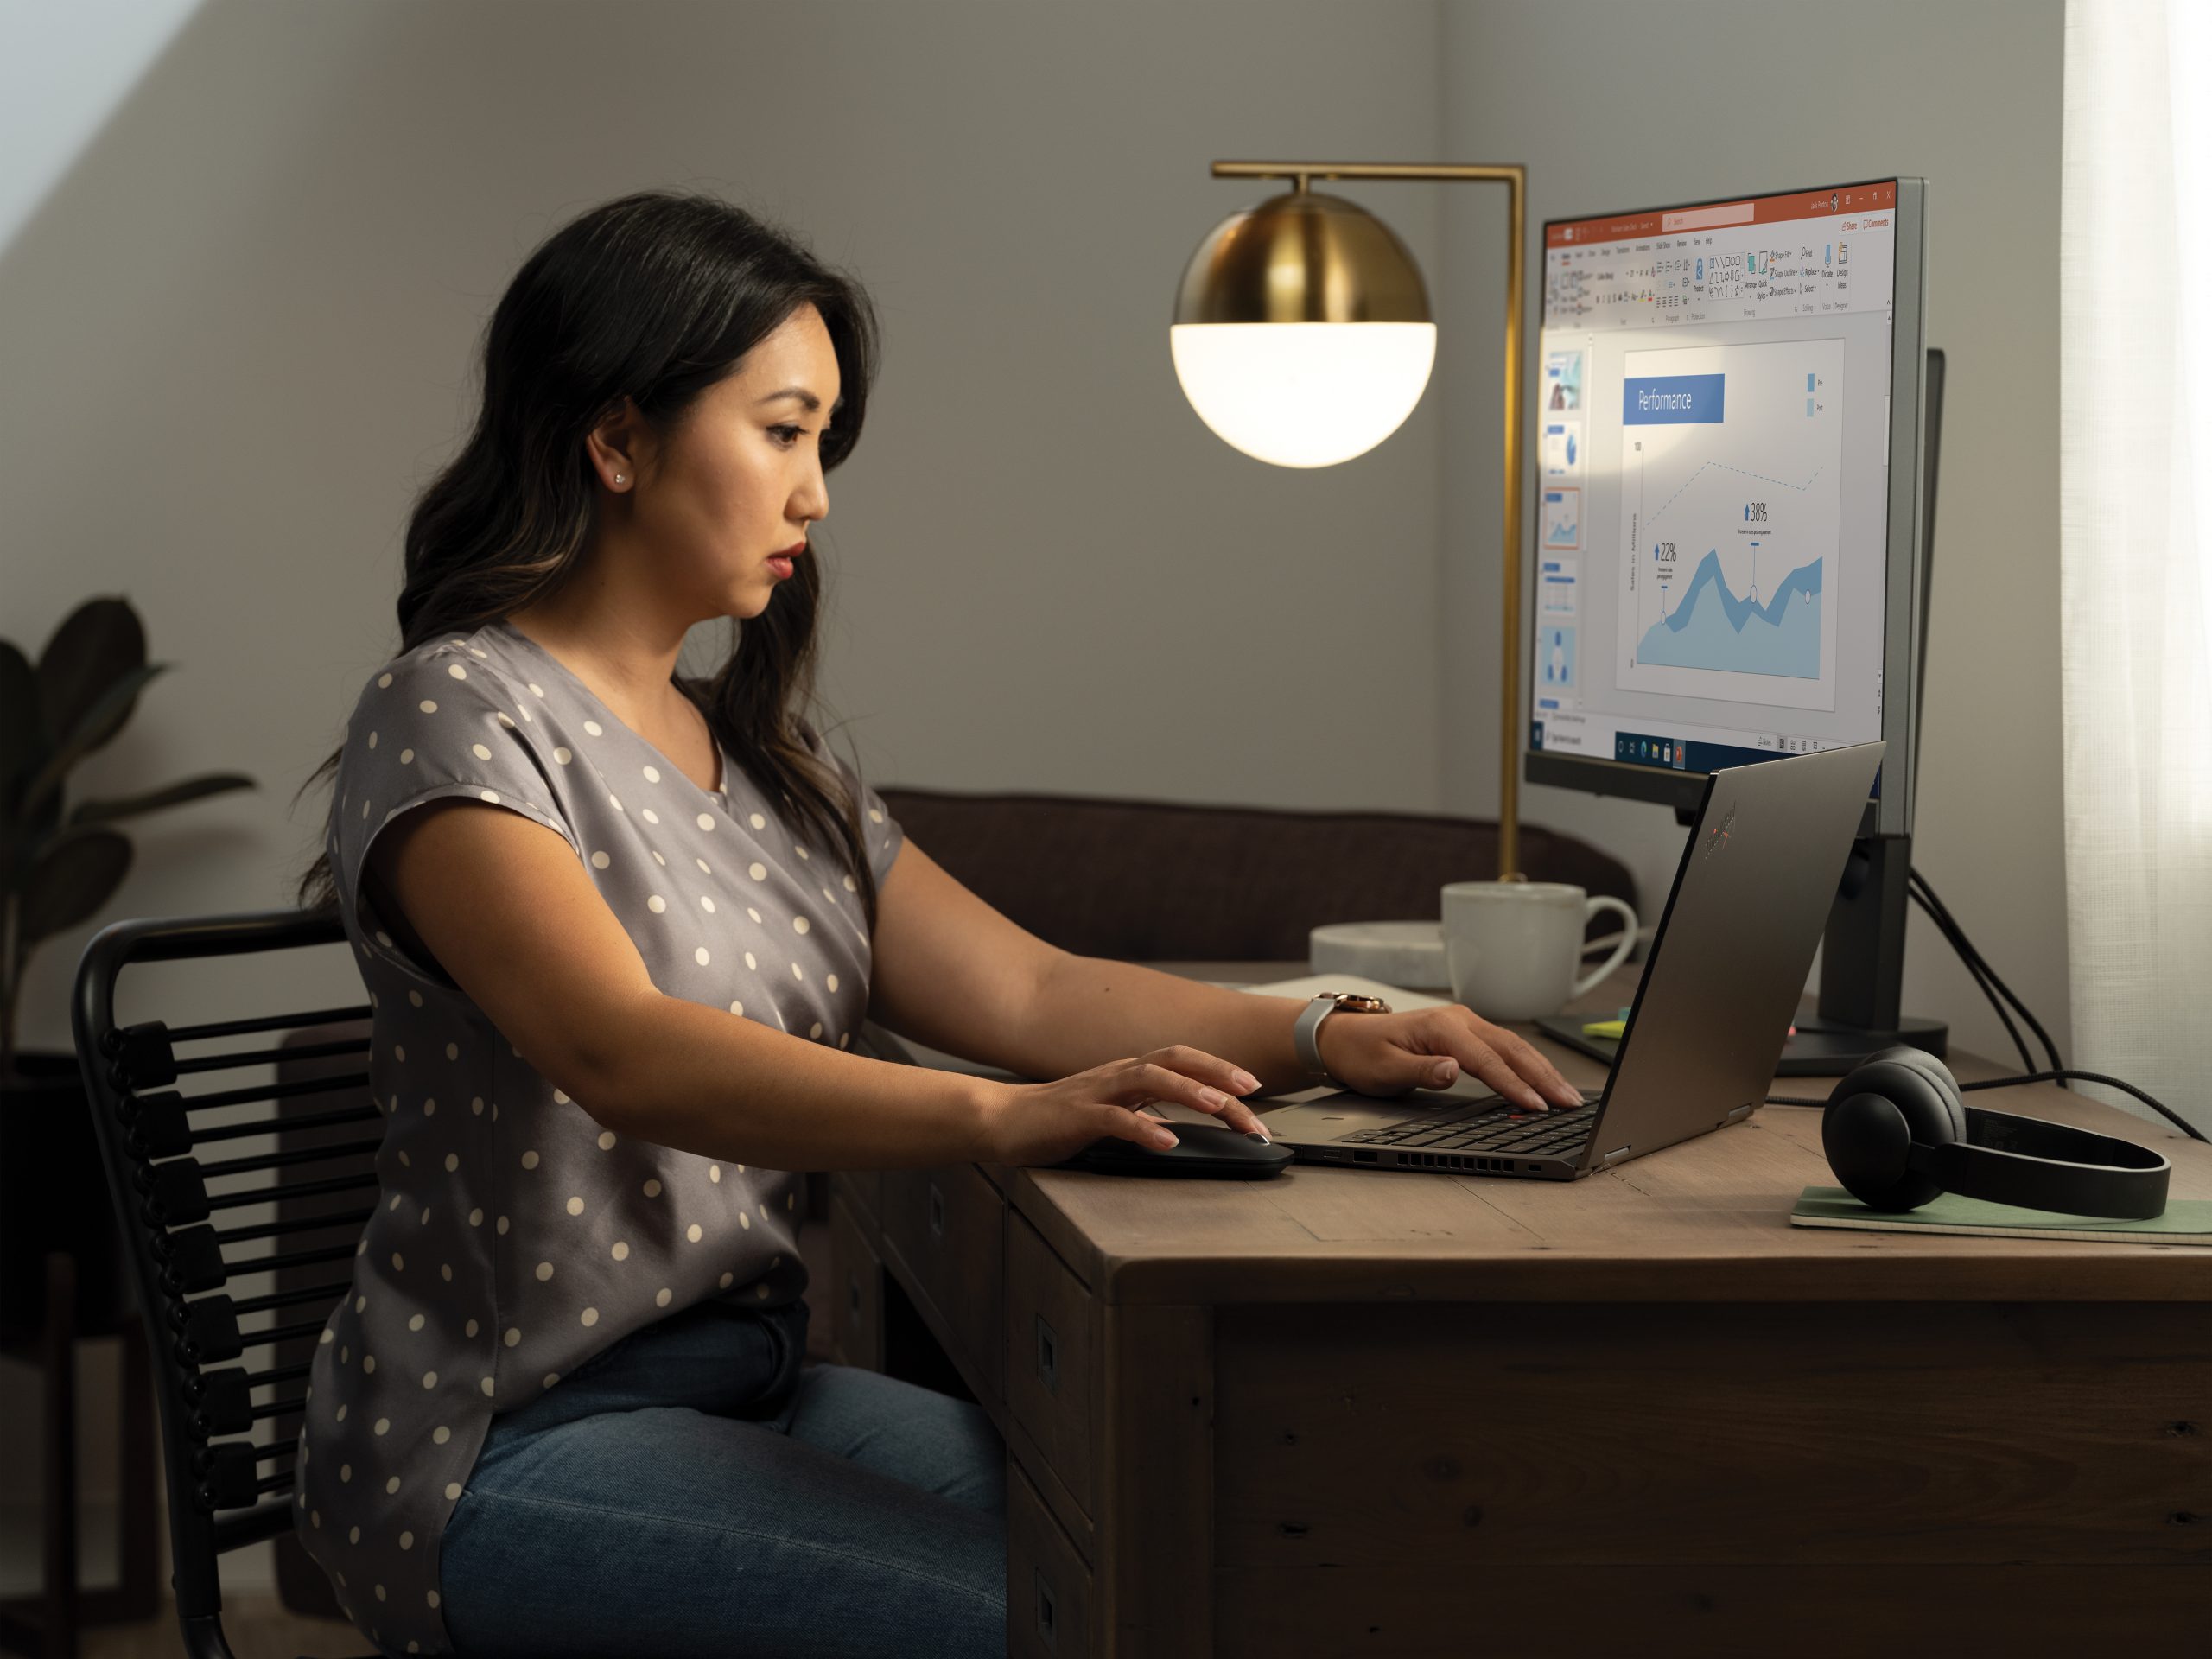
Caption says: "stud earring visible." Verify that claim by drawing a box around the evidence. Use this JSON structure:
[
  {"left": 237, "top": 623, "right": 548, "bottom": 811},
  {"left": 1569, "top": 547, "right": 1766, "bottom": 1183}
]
[{"left": 613, "top": 474, "right": 625, "bottom": 484}]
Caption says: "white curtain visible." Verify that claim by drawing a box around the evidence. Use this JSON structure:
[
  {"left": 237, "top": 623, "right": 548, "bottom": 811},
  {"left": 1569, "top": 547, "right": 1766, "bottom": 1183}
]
[{"left": 2060, "top": 0, "right": 2212, "bottom": 1134}]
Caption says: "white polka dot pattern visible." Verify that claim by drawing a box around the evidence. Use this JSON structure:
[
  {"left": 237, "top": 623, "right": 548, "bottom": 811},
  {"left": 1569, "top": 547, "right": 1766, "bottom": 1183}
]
[{"left": 297, "top": 620, "right": 904, "bottom": 1656}]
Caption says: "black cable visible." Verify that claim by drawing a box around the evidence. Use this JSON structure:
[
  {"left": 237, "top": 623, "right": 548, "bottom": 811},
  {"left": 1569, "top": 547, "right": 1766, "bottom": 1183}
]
[
  {"left": 1909, "top": 875, "right": 2037, "bottom": 1071},
  {"left": 1907, "top": 883, "right": 2034, "bottom": 1074},
  {"left": 1765, "top": 1068, "right": 2205, "bottom": 1142},
  {"left": 1908, "top": 869, "right": 2066, "bottom": 1077}
]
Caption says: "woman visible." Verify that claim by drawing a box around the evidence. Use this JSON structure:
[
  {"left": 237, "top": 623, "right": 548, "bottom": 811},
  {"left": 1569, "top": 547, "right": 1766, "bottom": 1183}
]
[{"left": 289, "top": 189, "right": 1577, "bottom": 1659}]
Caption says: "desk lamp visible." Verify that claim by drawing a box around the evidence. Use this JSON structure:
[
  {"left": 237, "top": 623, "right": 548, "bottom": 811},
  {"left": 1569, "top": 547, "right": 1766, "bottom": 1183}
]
[{"left": 1171, "top": 160, "right": 1527, "bottom": 876}]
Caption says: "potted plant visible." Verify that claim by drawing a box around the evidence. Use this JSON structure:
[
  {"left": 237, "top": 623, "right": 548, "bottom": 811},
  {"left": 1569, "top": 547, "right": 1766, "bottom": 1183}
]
[{"left": 0, "top": 595, "right": 255, "bottom": 1338}]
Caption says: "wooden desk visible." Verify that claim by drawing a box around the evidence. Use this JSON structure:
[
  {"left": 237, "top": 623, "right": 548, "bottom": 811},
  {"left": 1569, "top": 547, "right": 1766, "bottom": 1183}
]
[{"left": 829, "top": 964, "right": 2211, "bottom": 1656}]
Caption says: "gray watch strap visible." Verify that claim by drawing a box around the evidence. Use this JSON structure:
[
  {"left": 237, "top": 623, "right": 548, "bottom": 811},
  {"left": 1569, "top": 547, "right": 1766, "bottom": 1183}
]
[{"left": 1293, "top": 995, "right": 1342, "bottom": 1083}]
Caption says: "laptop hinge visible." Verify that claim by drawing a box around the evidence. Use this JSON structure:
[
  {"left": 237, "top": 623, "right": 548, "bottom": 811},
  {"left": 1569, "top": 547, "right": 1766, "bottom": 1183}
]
[
  {"left": 1599, "top": 1145, "right": 1634, "bottom": 1169},
  {"left": 1725, "top": 1102, "right": 1755, "bottom": 1125}
]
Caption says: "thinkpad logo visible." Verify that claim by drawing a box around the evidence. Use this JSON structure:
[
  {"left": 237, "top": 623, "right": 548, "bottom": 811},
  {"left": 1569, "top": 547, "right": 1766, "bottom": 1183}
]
[{"left": 1704, "top": 805, "right": 1737, "bottom": 858}]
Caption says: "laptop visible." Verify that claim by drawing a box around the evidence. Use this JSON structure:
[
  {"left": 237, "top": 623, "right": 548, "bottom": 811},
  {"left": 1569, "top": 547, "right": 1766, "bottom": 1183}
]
[{"left": 1260, "top": 741, "right": 1887, "bottom": 1180}]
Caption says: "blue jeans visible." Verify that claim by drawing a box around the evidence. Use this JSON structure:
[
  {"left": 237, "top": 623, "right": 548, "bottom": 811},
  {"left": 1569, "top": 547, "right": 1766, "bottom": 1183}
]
[{"left": 436, "top": 1290, "right": 1007, "bottom": 1657}]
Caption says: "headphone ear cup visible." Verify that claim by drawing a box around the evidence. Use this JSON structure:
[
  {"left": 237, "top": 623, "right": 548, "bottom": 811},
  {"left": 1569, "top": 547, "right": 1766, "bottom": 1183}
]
[
  {"left": 1822, "top": 1048, "right": 1961, "bottom": 1211},
  {"left": 1866, "top": 1045, "right": 1966, "bottom": 1141}
]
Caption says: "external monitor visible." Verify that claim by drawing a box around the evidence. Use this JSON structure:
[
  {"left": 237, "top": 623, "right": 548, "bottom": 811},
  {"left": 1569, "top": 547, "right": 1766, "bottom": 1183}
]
[{"left": 1524, "top": 178, "right": 1928, "bottom": 842}]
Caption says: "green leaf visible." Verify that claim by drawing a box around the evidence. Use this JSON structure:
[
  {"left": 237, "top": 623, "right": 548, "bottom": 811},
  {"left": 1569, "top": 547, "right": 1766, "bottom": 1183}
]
[
  {"left": 0, "top": 642, "right": 37, "bottom": 817},
  {"left": 15, "top": 661, "right": 170, "bottom": 822},
  {"left": 35, "top": 598, "right": 145, "bottom": 751},
  {"left": 17, "top": 829, "right": 131, "bottom": 950},
  {"left": 67, "top": 772, "right": 257, "bottom": 828}
]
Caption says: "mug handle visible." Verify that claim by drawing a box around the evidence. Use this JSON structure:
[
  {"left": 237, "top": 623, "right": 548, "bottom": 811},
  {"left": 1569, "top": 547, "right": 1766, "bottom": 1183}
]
[{"left": 1571, "top": 896, "right": 1639, "bottom": 999}]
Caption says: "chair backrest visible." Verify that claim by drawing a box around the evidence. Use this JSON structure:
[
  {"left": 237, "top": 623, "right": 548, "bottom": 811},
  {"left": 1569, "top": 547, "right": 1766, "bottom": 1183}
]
[
  {"left": 72, "top": 906, "right": 377, "bottom": 1659},
  {"left": 874, "top": 787, "right": 1641, "bottom": 963}
]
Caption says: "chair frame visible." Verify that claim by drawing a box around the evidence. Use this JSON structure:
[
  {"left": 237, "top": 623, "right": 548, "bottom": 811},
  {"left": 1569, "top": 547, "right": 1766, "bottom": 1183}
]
[{"left": 72, "top": 906, "right": 380, "bottom": 1659}]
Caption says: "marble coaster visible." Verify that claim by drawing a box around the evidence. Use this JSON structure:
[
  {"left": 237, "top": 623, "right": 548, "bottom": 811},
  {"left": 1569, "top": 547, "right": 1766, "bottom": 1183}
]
[{"left": 1306, "top": 920, "right": 1452, "bottom": 992}]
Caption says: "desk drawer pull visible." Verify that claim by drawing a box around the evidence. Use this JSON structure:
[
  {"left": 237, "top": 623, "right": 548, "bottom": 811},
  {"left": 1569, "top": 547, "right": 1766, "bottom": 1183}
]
[
  {"left": 927, "top": 1180, "right": 945, "bottom": 1241},
  {"left": 1033, "top": 1568, "right": 1058, "bottom": 1649},
  {"left": 1035, "top": 1315, "right": 1058, "bottom": 1395}
]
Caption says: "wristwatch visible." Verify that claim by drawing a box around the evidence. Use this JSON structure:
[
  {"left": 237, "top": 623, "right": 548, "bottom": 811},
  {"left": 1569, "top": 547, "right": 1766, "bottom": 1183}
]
[{"left": 1293, "top": 991, "right": 1392, "bottom": 1086}]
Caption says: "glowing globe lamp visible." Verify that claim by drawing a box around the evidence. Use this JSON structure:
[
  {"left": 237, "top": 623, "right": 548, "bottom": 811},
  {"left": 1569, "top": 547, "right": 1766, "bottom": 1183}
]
[{"left": 1170, "top": 185, "right": 1436, "bottom": 468}]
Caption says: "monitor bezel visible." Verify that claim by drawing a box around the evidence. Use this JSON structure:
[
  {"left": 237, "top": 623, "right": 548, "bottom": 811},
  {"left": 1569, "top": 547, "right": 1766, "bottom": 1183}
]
[{"left": 1522, "top": 175, "right": 1927, "bottom": 842}]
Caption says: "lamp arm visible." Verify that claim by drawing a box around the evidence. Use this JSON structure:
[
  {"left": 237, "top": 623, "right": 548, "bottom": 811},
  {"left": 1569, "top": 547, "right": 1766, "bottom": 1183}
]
[{"left": 1209, "top": 162, "right": 1527, "bottom": 878}]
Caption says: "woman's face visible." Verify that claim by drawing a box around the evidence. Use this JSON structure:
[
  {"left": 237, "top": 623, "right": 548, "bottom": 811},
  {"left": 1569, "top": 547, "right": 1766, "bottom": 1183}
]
[{"left": 619, "top": 302, "right": 843, "bottom": 622}]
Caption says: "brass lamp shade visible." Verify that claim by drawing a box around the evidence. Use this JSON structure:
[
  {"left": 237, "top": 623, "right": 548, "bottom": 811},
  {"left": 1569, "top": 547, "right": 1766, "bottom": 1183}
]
[
  {"left": 1173, "top": 188, "right": 1431, "bottom": 325},
  {"left": 1172, "top": 188, "right": 1438, "bottom": 467}
]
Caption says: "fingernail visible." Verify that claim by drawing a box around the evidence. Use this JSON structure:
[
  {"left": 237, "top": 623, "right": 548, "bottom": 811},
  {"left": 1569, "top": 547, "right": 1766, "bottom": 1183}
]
[
  {"left": 1430, "top": 1062, "right": 1457, "bottom": 1085},
  {"left": 1231, "top": 1070, "right": 1260, "bottom": 1094},
  {"left": 1200, "top": 1087, "right": 1233, "bottom": 1109},
  {"left": 1155, "top": 1129, "right": 1180, "bottom": 1148}
]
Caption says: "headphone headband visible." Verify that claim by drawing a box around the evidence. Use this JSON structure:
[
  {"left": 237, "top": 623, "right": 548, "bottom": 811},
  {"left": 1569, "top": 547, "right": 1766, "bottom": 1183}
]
[{"left": 1909, "top": 1106, "right": 2171, "bottom": 1220}]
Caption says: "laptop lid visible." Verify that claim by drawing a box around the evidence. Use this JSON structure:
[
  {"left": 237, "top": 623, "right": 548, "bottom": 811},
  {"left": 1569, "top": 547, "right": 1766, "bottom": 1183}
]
[{"left": 1573, "top": 740, "right": 1888, "bottom": 1173}]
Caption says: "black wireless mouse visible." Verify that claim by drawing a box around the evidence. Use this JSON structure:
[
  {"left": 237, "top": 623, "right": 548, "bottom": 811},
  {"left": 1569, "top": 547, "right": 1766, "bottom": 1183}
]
[{"left": 1050, "top": 1121, "right": 1294, "bottom": 1179}]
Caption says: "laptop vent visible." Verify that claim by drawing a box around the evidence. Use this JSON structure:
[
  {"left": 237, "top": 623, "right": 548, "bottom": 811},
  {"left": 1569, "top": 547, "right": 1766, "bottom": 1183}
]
[{"left": 1391, "top": 1151, "right": 1520, "bottom": 1173}]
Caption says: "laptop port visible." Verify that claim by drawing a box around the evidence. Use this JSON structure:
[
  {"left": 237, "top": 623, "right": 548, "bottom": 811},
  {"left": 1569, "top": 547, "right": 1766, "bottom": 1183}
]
[{"left": 1354, "top": 1150, "right": 1376, "bottom": 1163}]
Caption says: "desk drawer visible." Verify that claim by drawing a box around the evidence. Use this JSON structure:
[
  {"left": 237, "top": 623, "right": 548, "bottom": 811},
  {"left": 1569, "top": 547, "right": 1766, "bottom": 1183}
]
[
  {"left": 1008, "top": 1457, "right": 1094, "bottom": 1658},
  {"left": 827, "top": 1196, "right": 882, "bottom": 1373},
  {"left": 881, "top": 1163, "right": 1005, "bottom": 1403},
  {"left": 1005, "top": 1211, "right": 1095, "bottom": 1519}
]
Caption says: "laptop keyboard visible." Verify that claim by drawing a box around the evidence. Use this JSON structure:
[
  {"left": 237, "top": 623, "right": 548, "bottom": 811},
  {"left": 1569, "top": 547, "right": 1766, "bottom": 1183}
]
[{"left": 1337, "top": 1094, "right": 1603, "bottom": 1159}]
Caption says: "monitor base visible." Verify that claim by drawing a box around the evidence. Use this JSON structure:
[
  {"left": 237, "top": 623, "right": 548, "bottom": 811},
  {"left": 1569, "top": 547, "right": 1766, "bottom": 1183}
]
[
  {"left": 1779, "top": 1013, "right": 1948, "bottom": 1074},
  {"left": 1533, "top": 1011, "right": 1948, "bottom": 1077}
]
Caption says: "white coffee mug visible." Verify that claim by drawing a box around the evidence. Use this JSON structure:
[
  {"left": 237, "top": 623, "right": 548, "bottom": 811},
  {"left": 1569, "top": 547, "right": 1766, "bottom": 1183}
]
[{"left": 1440, "top": 880, "right": 1638, "bottom": 1022}]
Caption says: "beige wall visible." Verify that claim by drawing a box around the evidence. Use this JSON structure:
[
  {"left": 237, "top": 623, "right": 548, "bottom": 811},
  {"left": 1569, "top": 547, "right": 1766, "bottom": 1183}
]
[
  {"left": 0, "top": 0, "right": 1445, "bottom": 1554},
  {"left": 0, "top": 0, "right": 2075, "bottom": 1581},
  {"left": 1436, "top": 0, "right": 2069, "bottom": 1066}
]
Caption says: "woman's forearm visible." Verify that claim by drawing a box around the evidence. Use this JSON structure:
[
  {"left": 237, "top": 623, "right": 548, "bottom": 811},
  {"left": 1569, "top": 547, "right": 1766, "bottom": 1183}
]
[
  {"left": 1014, "top": 953, "right": 1314, "bottom": 1096},
  {"left": 582, "top": 992, "right": 996, "bottom": 1171}
]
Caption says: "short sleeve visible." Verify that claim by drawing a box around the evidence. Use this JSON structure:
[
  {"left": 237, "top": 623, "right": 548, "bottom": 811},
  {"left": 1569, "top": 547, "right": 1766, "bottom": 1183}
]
[
  {"left": 331, "top": 647, "right": 581, "bottom": 982},
  {"left": 800, "top": 720, "right": 903, "bottom": 889}
]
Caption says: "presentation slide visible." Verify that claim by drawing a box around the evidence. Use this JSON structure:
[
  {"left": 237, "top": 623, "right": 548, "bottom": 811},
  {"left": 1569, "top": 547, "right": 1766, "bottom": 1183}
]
[{"left": 1613, "top": 339, "right": 1843, "bottom": 712}]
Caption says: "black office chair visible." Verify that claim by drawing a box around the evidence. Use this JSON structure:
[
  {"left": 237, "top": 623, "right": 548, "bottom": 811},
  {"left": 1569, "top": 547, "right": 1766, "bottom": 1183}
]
[{"left": 72, "top": 907, "right": 380, "bottom": 1659}]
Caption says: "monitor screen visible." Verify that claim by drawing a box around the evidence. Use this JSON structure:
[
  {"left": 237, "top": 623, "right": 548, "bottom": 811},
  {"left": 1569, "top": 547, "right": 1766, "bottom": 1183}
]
[{"left": 1525, "top": 178, "right": 1923, "bottom": 835}]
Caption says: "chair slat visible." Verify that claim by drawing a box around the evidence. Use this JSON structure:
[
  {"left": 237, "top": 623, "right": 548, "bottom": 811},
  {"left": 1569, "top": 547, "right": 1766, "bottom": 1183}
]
[
  {"left": 192, "top": 1103, "right": 379, "bottom": 1144},
  {"left": 231, "top": 1280, "right": 351, "bottom": 1318},
  {"left": 204, "top": 1169, "right": 377, "bottom": 1217},
  {"left": 211, "top": 1497, "right": 296, "bottom": 1554},
  {"left": 215, "top": 1212, "right": 373, "bottom": 1250},
  {"left": 242, "top": 1363, "right": 312, "bottom": 1389},
  {"left": 197, "top": 1135, "right": 382, "bottom": 1180},
  {"left": 172, "top": 1038, "right": 368, "bottom": 1077},
  {"left": 224, "top": 1238, "right": 358, "bottom": 1282},
  {"left": 165, "top": 1004, "right": 371, "bottom": 1045},
  {"left": 174, "top": 1071, "right": 372, "bottom": 1113}
]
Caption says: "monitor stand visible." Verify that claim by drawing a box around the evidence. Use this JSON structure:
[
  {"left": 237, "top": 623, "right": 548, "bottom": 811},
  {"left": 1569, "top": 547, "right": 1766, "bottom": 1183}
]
[{"left": 1789, "top": 831, "right": 1948, "bottom": 1069}]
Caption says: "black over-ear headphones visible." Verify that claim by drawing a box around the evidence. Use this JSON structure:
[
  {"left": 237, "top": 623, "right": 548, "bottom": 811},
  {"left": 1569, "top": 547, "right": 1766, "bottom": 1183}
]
[{"left": 1821, "top": 1046, "right": 2172, "bottom": 1218}]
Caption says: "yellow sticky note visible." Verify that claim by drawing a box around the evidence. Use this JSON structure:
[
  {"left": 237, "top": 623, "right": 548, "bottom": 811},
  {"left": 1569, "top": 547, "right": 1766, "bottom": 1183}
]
[{"left": 1580, "top": 1018, "right": 1627, "bottom": 1039}]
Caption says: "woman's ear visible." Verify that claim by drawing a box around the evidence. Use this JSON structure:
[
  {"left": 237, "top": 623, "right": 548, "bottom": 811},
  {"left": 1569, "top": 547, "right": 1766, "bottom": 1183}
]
[{"left": 585, "top": 398, "right": 646, "bottom": 490}]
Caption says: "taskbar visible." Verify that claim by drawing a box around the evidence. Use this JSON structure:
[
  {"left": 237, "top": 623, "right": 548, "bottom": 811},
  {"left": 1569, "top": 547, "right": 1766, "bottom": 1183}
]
[{"left": 1529, "top": 719, "right": 1883, "bottom": 797}]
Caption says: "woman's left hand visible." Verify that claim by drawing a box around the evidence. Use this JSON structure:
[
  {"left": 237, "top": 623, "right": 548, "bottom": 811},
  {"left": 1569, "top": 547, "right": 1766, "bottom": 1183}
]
[{"left": 1314, "top": 1004, "right": 1585, "bottom": 1112}]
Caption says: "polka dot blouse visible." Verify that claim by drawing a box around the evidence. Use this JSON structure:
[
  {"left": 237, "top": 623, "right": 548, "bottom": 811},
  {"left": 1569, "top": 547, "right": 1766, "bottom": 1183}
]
[{"left": 291, "top": 619, "right": 903, "bottom": 1656}]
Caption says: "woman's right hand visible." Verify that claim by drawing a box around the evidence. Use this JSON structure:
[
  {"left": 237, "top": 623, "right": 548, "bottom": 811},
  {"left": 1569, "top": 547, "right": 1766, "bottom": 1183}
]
[{"left": 971, "top": 1046, "right": 1269, "bottom": 1167}]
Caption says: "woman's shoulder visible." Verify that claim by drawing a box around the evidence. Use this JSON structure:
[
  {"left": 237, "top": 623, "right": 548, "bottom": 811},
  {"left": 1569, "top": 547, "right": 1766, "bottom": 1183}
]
[{"left": 348, "top": 626, "right": 530, "bottom": 721}]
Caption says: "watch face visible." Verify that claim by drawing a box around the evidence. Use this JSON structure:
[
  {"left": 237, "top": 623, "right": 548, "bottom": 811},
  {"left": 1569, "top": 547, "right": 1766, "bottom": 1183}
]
[{"left": 1334, "top": 994, "right": 1390, "bottom": 1013}]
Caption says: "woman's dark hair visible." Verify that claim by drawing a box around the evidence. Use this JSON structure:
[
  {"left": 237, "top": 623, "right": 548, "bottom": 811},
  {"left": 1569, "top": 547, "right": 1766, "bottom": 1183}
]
[{"left": 289, "top": 189, "right": 884, "bottom": 931}]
